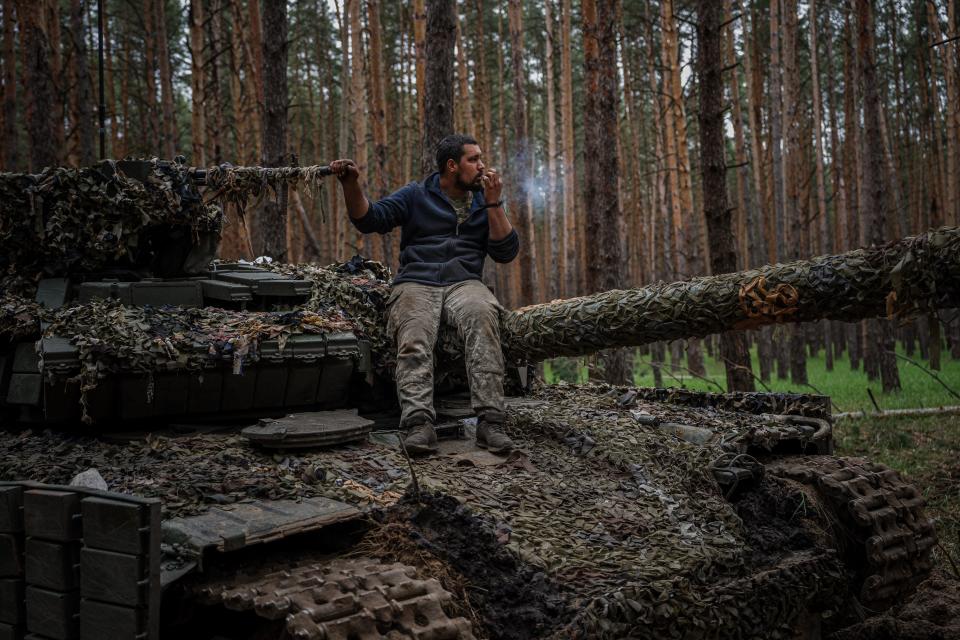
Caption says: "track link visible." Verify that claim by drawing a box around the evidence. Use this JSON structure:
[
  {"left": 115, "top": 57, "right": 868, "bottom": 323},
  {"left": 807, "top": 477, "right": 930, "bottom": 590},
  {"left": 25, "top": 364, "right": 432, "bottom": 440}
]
[
  {"left": 767, "top": 456, "right": 936, "bottom": 609},
  {"left": 195, "top": 557, "right": 476, "bottom": 640}
]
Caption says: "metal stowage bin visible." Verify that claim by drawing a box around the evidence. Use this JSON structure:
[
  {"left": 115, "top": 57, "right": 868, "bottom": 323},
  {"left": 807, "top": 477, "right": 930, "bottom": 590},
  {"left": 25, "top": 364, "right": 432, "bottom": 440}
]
[
  {"left": 0, "top": 482, "right": 161, "bottom": 640},
  {"left": 12, "top": 331, "right": 364, "bottom": 425}
]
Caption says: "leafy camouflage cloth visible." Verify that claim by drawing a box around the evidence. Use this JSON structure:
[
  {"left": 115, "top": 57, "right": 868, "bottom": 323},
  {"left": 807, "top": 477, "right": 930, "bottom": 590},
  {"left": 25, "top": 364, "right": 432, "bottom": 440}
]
[{"left": 0, "top": 160, "right": 222, "bottom": 278}]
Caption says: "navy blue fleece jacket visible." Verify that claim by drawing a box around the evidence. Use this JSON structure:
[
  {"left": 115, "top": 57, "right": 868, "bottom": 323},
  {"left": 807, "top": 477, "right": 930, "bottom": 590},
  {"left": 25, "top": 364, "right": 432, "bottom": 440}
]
[{"left": 349, "top": 172, "right": 520, "bottom": 286}]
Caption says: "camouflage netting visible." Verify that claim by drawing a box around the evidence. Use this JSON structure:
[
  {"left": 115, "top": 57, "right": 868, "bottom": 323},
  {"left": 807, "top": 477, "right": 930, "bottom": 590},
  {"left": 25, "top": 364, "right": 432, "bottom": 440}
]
[
  {"left": 203, "top": 164, "right": 332, "bottom": 216},
  {"left": 44, "top": 300, "right": 358, "bottom": 417},
  {"left": 265, "top": 256, "right": 392, "bottom": 354},
  {"left": 0, "top": 386, "right": 845, "bottom": 638},
  {"left": 0, "top": 259, "right": 392, "bottom": 419},
  {"left": 0, "top": 161, "right": 222, "bottom": 277},
  {"left": 622, "top": 387, "right": 833, "bottom": 420}
]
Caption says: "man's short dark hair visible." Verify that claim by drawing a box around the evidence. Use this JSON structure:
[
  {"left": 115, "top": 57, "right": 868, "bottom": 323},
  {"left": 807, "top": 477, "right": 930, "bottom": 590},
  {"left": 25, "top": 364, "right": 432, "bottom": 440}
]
[{"left": 436, "top": 134, "right": 478, "bottom": 172}]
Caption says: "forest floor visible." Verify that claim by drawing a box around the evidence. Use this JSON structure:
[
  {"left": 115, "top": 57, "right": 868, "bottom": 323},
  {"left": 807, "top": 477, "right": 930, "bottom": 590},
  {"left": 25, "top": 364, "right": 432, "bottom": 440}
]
[{"left": 546, "top": 344, "right": 960, "bottom": 414}]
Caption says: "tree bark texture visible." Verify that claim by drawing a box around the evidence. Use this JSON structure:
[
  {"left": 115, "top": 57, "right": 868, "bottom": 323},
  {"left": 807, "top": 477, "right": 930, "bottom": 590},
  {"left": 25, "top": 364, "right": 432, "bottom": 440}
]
[
  {"left": 857, "top": 0, "right": 900, "bottom": 392},
  {"left": 259, "top": 0, "right": 289, "bottom": 259},
  {"left": 582, "top": 0, "right": 627, "bottom": 383},
  {"left": 560, "top": 0, "right": 577, "bottom": 297},
  {"left": 698, "top": 0, "right": 754, "bottom": 391},
  {"left": 15, "top": 0, "right": 58, "bottom": 172},
  {"left": 2, "top": 0, "right": 17, "bottom": 171},
  {"left": 189, "top": 0, "right": 206, "bottom": 166},
  {"left": 155, "top": 0, "right": 177, "bottom": 159},
  {"left": 544, "top": 0, "right": 560, "bottom": 300},
  {"left": 67, "top": 0, "right": 94, "bottom": 166},
  {"left": 142, "top": 0, "right": 159, "bottom": 152},
  {"left": 420, "top": 0, "right": 455, "bottom": 176},
  {"left": 507, "top": 0, "right": 538, "bottom": 306}
]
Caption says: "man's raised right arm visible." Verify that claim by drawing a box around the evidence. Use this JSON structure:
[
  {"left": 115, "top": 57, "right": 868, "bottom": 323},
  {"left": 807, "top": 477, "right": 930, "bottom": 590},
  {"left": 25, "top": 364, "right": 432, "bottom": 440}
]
[{"left": 330, "top": 158, "right": 407, "bottom": 234}]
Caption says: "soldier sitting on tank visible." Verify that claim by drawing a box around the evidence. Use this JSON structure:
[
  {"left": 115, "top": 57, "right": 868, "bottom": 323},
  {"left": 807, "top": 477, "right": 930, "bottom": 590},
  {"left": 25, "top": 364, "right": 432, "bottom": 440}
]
[{"left": 330, "top": 134, "right": 520, "bottom": 456}]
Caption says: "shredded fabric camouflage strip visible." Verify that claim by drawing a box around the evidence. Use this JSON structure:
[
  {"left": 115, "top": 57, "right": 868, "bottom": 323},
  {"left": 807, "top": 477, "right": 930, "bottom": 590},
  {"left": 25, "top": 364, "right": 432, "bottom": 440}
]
[
  {"left": 203, "top": 165, "right": 332, "bottom": 216},
  {"left": 41, "top": 299, "right": 357, "bottom": 421}
]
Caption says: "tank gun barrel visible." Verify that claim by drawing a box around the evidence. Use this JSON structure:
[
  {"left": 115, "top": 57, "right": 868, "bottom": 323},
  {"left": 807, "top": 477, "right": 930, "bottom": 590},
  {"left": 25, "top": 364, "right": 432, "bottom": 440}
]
[
  {"left": 492, "top": 227, "right": 960, "bottom": 363},
  {"left": 186, "top": 163, "right": 334, "bottom": 186}
]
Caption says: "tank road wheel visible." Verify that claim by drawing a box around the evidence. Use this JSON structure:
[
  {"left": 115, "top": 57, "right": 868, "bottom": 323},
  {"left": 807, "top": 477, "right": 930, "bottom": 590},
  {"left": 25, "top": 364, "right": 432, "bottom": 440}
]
[
  {"left": 194, "top": 556, "right": 476, "bottom": 639},
  {"left": 767, "top": 455, "right": 936, "bottom": 611}
]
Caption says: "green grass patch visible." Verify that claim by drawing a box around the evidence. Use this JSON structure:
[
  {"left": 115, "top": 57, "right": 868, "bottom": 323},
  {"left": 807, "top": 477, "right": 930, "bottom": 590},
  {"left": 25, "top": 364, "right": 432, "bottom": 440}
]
[
  {"left": 544, "top": 343, "right": 960, "bottom": 413},
  {"left": 835, "top": 413, "right": 960, "bottom": 574}
]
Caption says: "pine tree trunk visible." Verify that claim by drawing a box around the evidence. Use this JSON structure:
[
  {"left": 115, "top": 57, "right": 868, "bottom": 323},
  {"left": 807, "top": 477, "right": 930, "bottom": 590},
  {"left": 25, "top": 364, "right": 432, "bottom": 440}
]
[
  {"left": 781, "top": 0, "right": 808, "bottom": 387},
  {"left": 413, "top": 0, "right": 426, "bottom": 136},
  {"left": 119, "top": 29, "right": 130, "bottom": 157},
  {"left": 660, "top": 0, "right": 684, "bottom": 281},
  {"left": 928, "top": 314, "right": 941, "bottom": 370},
  {"left": 725, "top": 0, "right": 750, "bottom": 271},
  {"left": 259, "top": 0, "right": 289, "bottom": 259},
  {"left": 928, "top": 0, "right": 958, "bottom": 227},
  {"left": 507, "top": 0, "right": 538, "bottom": 306},
  {"left": 472, "top": 0, "right": 491, "bottom": 156},
  {"left": 769, "top": 0, "right": 785, "bottom": 264},
  {"left": 42, "top": 0, "right": 64, "bottom": 161},
  {"left": 581, "top": 0, "right": 627, "bottom": 383},
  {"left": 544, "top": 0, "right": 560, "bottom": 300},
  {"left": 662, "top": 0, "right": 704, "bottom": 375},
  {"left": 699, "top": 0, "right": 753, "bottom": 391},
  {"left": 155, "top": 0, "right": 177, "bottom": 158},
  {"left": 142, "top": 0, "right": 159, "bottom": 152},
  {"left": 810, "top": 0, "right": 832, "bottom": 373},
  {"left": 15, "top": 0, "right": 58, "bottom": 171},
  {"left": 67, "top": 0, "right": 94, "bottom": 166},
  {"left": 189, "top": 0, "right": 206, "bottom": 166},
  {"left": 740, "top": 0, "right": 769, "bottom": 269},
  {"left": 246, "top": 0, "right": 264, "bottom": 164},
  {"left": 205, "top": 1, "right": 225, "bottom": 164},
  {"left": 858, "top": 0, "right": 900, "bottom": 393},
  {"left": 560, "top": 0, "right": 577, "bottom": 298},
  {"left": 643, "top": 0, "right": 664, "bottom": 285},
  {"left": 2, "top": 0, "right": 18, "bottom": 171},
  {"left": 228, "top": 1, "right": 247, "bottom": 163},
  {"left": 454, "top": 20, "right": 472, "bottom": 134},
  {"left": 367, "top": 0, "right": 392, "bottom": 267},
  {"left": 102, "top": 4, "right": 118, "bottom": 157},
  {"left": 421, "top": 0, "right": 455, "bottom": 176}
]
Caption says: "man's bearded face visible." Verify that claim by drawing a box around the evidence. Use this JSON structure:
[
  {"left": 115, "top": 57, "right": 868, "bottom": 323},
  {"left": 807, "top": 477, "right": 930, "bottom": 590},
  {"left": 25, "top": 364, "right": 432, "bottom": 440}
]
[{"left": 453, "top": 144, "right": 485, "bottom": 192}]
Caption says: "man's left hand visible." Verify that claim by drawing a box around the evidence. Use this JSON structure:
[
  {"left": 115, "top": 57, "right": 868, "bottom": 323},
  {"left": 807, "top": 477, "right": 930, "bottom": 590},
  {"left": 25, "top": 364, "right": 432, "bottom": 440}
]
[{"left": 481, "top": 168, "right": 503, "bottom": 204}]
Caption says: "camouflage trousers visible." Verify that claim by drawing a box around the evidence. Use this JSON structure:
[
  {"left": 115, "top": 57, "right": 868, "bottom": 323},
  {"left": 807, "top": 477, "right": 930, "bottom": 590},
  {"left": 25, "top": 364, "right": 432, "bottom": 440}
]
[{"left": 386, "top": 280, "right": 506, "bottom": 427}]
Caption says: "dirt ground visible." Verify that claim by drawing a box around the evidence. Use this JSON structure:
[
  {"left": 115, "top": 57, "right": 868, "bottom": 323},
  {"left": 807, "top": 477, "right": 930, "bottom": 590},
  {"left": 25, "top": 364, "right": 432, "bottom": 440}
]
[{"left": 828, "top": 572, "right": 960, "bottom": 640}]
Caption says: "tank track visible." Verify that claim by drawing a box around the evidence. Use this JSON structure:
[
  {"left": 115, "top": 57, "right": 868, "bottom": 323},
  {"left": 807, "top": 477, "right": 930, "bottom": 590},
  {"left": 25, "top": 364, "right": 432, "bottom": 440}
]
[
  {"left": 194, "top": 556, "right": 476, "bottom": 640},
  {"left": 766, "top": 456, "right": 936, "bottom": 609}
]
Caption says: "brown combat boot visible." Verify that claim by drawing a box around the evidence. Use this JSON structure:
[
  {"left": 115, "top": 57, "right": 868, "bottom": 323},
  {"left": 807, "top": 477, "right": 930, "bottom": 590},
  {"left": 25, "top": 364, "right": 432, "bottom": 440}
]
[
  {"left": 401, "top": 422, "right": 438, "bottom": 455},
  {"left": 476, "top": 419, "right": 514, "bottom": 455}
]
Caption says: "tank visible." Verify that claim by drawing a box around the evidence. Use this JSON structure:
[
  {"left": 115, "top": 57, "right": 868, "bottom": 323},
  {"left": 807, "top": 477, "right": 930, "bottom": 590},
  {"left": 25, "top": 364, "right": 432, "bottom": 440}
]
[{"left": 0, "top": 160, "right": 947, "bottom": 640}]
